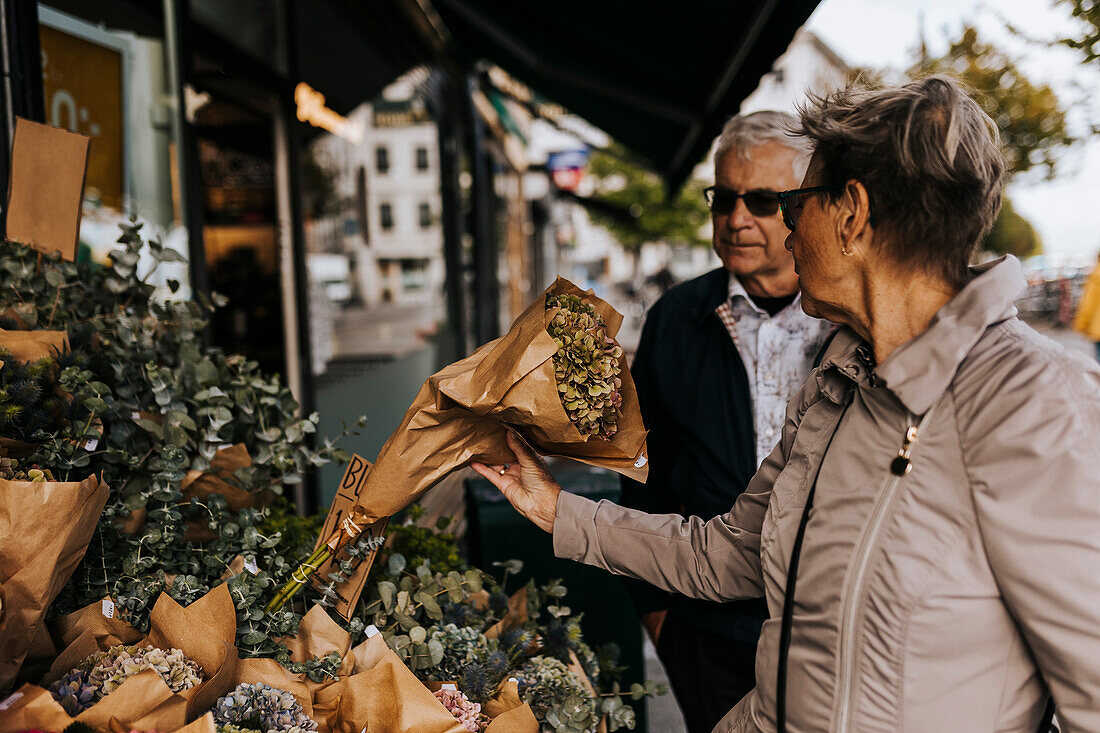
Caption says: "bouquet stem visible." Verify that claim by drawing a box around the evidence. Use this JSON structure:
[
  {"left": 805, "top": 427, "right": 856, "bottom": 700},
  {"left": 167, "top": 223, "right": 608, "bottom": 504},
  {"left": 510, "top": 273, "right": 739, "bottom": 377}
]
[
  {"left": 265, "top": 544, "right": 331, "bottom": 613},
  {"left": 265, "top": 513, "right": 366, "bottom": 613}
]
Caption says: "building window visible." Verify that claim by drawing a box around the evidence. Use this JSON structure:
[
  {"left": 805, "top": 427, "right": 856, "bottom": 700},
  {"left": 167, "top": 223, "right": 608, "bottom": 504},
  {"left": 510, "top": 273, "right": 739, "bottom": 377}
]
[
  {"left": 375, "top": 146, "right": 390, "bottom": 174},
  {"left": 415, "top": 146, "right": 429, "bottom": 171},
  {"left": 400, "top": 259, "right": 428, "bottom": 291},
  {"left": 418, "top": 202, "right": 432, "bottom": 228},
  {"left": 380, "top": 202, "right": 394, "bottom": 230}
]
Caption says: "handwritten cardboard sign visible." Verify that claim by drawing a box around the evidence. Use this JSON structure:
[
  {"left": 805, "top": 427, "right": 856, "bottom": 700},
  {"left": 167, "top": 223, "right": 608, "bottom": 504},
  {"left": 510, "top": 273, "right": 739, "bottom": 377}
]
[
  {"left": 311, "top": 454, "right": 388, "bottom": 620},
  {"left": 6, "top": 118, "right": 89, "bottom": 261}
]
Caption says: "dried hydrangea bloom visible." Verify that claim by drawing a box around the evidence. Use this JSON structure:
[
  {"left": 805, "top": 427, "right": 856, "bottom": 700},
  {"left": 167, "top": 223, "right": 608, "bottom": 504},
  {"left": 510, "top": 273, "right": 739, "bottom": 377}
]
[
  {"left": 48, "top": 668, "right": 97, "bottom": 716},
  {"left": 433, "top": 687, "right": 487, "bottom": 732},
  {"left": 212, "top": 682, "right": 317, "bottom": 733},
  {"left": 546, "top": 294, "right": 624, "bottom": 441},
  {"left": 83, "top": 644, "right": 204, "bottom": 699}
]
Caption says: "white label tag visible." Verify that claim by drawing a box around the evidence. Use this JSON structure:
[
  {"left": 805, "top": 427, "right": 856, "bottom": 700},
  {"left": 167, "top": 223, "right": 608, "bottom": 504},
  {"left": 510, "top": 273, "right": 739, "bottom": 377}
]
[
  {"left": 0, "top": 691, "right": 23, "bottom": 711},
  {"left": 131, "top": 411, "right": 142, "bottom": 420},
  {"left": 441, "top": 683, "right": 457, "bottom": 691},
  {"left": 365, "top": 624, "right": 380, "bottom": 638},
  {"left": 633, "top": 453, "right": 648, "bottom": 469},
  {"left": 244, "top": 559, "right": 259, "bottom": 575},
  {"left": 102, "top": 598, "right": 115, "bottom": 618},
  {"left": 84, "top": 438, "right": 98, "bottom": 451}
]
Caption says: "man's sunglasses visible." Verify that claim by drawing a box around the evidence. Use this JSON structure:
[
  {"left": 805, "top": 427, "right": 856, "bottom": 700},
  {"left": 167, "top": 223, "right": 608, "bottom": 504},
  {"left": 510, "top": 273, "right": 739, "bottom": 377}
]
[
  {"left": 703, "top": 186, "right": 781, "bottom": 217},
  {"left": 777, "top": 186, "right": 835, "bottom": 231}
]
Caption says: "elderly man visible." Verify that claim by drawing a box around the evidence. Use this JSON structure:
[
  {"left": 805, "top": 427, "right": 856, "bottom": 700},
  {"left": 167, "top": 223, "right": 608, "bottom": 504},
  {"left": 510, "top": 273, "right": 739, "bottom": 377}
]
[{"left": 619, "top": 111, "right": 831, "bottom": 733}]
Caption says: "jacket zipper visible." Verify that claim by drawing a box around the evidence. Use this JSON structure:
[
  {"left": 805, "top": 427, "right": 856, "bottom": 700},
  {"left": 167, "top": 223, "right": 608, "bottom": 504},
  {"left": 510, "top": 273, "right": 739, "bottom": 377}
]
[
  {"left": 832, "top": 470, "right": 904, "bottom": 732},
  {"left": 832, "top": 408, "right": 934, "bottom": 732}
]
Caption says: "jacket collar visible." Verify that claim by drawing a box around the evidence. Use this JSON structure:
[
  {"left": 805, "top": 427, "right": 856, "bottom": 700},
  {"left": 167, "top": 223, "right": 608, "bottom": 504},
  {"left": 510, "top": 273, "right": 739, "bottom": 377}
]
[
  {"left": 876, "top": 256, "right": 1025, "bottom": 414},
  {"left": 817, "top": 256, "right": 1026, "bottom": 413},
  {"left": 690, "top": 268, "right": 738, "bottom": 326}
]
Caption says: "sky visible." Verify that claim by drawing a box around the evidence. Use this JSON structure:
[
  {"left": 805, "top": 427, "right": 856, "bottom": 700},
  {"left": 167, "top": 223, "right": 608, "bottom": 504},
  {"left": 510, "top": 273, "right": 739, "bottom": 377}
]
[{"left": 804, "top": 0, "right": 1100, "bottom": 266}]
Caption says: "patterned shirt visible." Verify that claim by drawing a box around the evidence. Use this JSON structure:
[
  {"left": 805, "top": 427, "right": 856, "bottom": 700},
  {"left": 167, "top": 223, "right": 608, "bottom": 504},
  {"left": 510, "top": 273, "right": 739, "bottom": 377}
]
[{"left": 715, "top": 273, "right": 832, "bottom": 467}]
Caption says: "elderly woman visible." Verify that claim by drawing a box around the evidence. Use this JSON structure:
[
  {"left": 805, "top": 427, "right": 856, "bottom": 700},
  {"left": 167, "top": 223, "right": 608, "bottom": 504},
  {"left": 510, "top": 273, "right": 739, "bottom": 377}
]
[{"left": 472, "top": 75, "right": 1100, "bottom": 733}]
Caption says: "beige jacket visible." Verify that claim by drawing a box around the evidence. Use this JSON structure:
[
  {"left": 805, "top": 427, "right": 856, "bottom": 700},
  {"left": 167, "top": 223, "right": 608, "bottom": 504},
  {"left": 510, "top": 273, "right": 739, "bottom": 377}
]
[{"left": 554, "top": 257, "right": 1100, "bottom": 732}]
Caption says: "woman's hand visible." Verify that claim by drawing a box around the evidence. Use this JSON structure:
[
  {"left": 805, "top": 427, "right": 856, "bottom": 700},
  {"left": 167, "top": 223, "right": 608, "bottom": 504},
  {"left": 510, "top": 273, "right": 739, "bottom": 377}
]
[{"left": 471, "top": 430, "right": 562, "bottom": 533}]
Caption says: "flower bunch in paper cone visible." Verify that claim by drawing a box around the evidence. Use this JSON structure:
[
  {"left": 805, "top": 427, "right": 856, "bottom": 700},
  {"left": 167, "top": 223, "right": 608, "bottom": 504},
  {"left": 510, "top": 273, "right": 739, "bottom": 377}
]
[
  {"left": 545, "top": 294, "right": 624, "bottom": 442},
  {"left": 210, "top": 682, "right": 317, "bottom": 733},
  {"left": 47, "top": 644, "right": 204, "bottom": 715},
  {"left": 333, "top": 277, "right": 647, "bottom": 530}
]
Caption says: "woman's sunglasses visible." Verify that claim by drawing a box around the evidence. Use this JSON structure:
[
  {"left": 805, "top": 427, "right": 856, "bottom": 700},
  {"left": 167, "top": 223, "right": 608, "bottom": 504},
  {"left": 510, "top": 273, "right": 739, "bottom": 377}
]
[
  {"left": 777, "top": 186, "right": 835, "bottom": 231},
  {"left": 703, "top": 186, "right": 781, "bottom": 217}
]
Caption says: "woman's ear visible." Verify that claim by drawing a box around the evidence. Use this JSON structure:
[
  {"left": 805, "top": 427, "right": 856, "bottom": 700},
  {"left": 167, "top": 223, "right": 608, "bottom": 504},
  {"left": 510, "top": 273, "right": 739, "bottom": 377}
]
[{"left": 837, "top": 179, "right": 873, "bottom": 252}]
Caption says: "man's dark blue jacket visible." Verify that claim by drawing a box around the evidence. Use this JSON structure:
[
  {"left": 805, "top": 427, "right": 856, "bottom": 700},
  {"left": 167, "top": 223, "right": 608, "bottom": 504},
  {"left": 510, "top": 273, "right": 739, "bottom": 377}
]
[{"left": 620, "top": 267, "right": 767, "bottom": 642}]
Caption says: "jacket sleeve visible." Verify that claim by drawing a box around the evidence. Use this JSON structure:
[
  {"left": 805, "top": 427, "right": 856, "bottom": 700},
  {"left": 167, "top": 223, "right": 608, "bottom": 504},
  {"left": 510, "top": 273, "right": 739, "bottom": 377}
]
[
  {"left": 618, "top": 305, "right": 675, "bottom": 616},
  {"left": 554, "top": 374, "right": 812, "bottom": 603},
  {"left": 963, "top": 353, "right": 1100, "bottom": 732}
]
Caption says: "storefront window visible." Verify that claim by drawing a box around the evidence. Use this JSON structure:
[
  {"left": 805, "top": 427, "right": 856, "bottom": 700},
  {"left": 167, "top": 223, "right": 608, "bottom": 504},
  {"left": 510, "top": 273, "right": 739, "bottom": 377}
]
[
  {"left": 300, "top": 71, "right": 449, "bottom": 502},
  {"left": 38, "top": 4, "right": 189, "bottom": 292}
]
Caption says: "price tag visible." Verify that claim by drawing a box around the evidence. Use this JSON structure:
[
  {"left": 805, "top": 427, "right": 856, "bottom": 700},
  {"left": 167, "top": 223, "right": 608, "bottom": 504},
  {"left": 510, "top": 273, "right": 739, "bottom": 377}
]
[
  {"left": 0, "top": 691, "right": 23, "bottom": 711},
  {"left": 634, "top": 453, "right": 648, "bottom": 469},
  {"left": 101, "top": 598, "right": 115, "bottom": 618},
  {"left": 365, "top": 624, "right": 380, "bottom": 638},
  {"left": 441, "top": 683, "right": 457, "bottom": 691},
  {"left": 84, "top": 438, "right": 98, "bottom": 451},
  {"left": 244, "top": 559, "right": 260, "bottom": 575}
]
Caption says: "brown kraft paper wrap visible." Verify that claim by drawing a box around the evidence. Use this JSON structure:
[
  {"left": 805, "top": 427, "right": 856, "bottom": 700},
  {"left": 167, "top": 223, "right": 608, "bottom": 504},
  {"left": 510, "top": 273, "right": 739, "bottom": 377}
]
[
  {"left": 276, "top": 604, "right": 356, "bottom": 689},
  {"left": 312, "top": 633, "right": 464, "bottom": 733},
  {"left": 347, "top": 278, "right": 648, "bottom": 525},
  {"left": 0, "top": 669, "right": 178, "bottom": 733},
  {"left": 106, "top": 711, "right": 217, "bottom": 733},
  {"left": 232, "top": 657, "right": 315, "bottom": 720},
  {"left": 0, "top": 328, "right": 68, "bottom": 362},
  {"left": 51, "top": 595, "right": 144, "bottom": 651},
  {"left": 0, "top": 474, "right": 107, "bottom": 694},
  {"left": 483, "top": 679, "right": 538, "bottom": 733},
  {"left": 42, "top": 584, "right": 239, "bottom": 721}
]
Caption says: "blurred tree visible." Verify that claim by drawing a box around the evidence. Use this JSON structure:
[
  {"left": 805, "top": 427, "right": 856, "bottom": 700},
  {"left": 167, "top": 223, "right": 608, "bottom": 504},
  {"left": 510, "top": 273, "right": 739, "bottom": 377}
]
[
  {"left": 1056, "top": 0, "right": 1100, "bottom": 63},
  {"left": 913, "top": 25, "right": 1075, "bottom": 179},
  {"left": 301, "top": 148, "right": 341, "bottom": 220},
  {"left": 586, "top": 145, "right": 711, "bottom": 253},
  {"left": 981, "top": 197, "right": 1043, "bottom": 258}
]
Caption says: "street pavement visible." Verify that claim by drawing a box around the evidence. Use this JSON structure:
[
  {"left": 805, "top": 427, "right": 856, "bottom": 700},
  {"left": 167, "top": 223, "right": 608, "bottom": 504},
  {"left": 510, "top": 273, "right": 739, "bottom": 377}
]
[{"left": 329, "top": 301, "right": 444, "bottom": 360}]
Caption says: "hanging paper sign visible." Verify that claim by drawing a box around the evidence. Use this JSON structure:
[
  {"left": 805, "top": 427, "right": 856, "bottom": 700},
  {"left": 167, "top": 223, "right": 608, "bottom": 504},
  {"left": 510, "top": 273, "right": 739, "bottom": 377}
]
[{"left": 6, "top": 118, "right": 89, "bottom": 261}]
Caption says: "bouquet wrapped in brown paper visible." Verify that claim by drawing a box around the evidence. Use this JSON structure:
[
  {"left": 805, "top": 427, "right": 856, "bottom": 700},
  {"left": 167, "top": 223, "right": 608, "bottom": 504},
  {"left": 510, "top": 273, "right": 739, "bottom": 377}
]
[
  {"left": 32, "top": 584, "right": 238, "bottom": 726},
  {"left": 0, "top": 668, "right": 185, "bottom": 733},
  {"left": 0, "top": 473, "right": 107, "bottom": 694},
  {"left": 346, "top": 278, "right": 648, "bottom": 530},
  {"left": 313, "top": 632, "right": 468, "bottom": 733},
  {"left": 482, "top": 679, "right": 538, "bottom": 732}
]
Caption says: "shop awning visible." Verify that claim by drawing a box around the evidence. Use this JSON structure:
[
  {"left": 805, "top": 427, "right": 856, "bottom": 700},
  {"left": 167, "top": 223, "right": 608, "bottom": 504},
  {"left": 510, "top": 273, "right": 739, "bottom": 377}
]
[{"left": 429, "top": 0, "right": 821, "bottom": 189}]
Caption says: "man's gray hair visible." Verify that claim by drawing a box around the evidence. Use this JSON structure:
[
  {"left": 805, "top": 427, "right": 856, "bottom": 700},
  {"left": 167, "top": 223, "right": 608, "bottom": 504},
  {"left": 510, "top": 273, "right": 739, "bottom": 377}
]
[
  {"left": 714, "top": 110, "right": 813, "bottom": 179},
  {"left": 794, "top": 74, "right": 1006, "bottom": 289}
]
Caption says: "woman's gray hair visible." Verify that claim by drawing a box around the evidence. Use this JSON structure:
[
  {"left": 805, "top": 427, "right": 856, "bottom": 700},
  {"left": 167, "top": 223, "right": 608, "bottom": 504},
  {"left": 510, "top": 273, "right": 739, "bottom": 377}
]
[
  {"left": 794, "top": 74, "right": 1006, "bottom": 289},
  {"left": 714, "top": 110, "right": 813, "bottom": 180}
]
